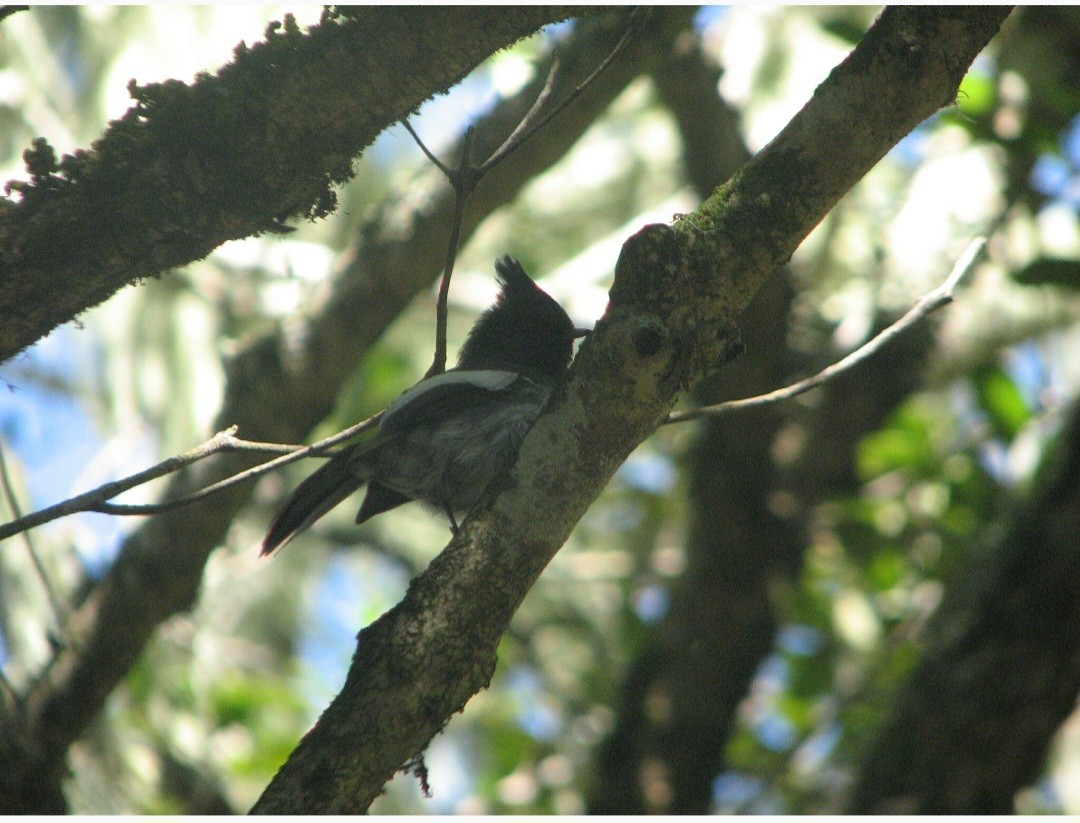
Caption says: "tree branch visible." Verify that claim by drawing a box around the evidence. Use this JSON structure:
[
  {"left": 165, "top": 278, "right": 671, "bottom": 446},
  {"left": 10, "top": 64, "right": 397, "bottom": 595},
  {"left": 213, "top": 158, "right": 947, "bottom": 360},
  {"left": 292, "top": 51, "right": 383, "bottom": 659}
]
[
  {"left": 0, "top": 416, "right": 383, "bottom": 538},
  {"left": 0, "top": 5, "right": 27, "bottom": 24},
  {"left": 412, "top": 8, "right": 640, "bottom": 377},
  {"left": 0, "top": 441, "right": 66, "bottom": 629},
  {"left": 0, "top": 9, "right": 701, "bottom": 813},
  {"left": 252, "top": 7, "right": 1013, "bottom": 813},
  {"left": 848, "top": 392, "right": 1080, "bottom": 813},
  {"left": 665, "top": 237, "right": 987, "bottom": 423},
  {"left": 0, "top": 235, "right": 985, "bottom": 574},
  {"left": 478, "top": 10, "right": 641, "bottom": 175},
  {"left": 0, "top": 7, "right": 584, "bottom": 364}
]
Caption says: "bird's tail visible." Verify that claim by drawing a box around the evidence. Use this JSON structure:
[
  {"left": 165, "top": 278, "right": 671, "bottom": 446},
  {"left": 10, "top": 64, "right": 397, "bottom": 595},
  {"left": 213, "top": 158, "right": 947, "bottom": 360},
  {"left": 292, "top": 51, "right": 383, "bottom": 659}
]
[{"left": 261, "top": 449, "right": 372, "bottom": 556}]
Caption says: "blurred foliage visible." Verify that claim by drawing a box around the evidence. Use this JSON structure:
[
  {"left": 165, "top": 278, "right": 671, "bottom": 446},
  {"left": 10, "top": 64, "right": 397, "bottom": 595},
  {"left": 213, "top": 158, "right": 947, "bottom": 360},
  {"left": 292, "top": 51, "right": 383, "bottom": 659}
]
[{"left": 0, "top": 4, "right": 1079, "bottom": 815}]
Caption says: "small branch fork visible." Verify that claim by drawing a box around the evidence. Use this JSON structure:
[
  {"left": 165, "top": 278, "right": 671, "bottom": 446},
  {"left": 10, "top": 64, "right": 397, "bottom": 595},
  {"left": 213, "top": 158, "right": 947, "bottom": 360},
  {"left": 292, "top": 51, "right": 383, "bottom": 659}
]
[
  {"left": 0, "top": 237, "right": 986, "bottom": 546},
  {"left": 0, "top": 15, "right": 641, "bottom": 547},
  {"left": 665, "top": 236, "right": 987, "bottom": 424},
  {"left": 0, "top": 414, "right": 380, "bottom": 543},
  {"left": 409, "top": 10, "right": 643, "bottom": 377}
]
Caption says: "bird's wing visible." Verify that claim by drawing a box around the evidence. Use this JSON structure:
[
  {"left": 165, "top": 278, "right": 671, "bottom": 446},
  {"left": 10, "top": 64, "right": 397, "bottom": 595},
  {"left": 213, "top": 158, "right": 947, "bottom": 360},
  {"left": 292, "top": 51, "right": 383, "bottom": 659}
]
[
  {"left": 263, "top": 371, "right": 531, "bottom": 554},
  {"left": 379, "top": 369, "right": 522, "bottom": 435}
]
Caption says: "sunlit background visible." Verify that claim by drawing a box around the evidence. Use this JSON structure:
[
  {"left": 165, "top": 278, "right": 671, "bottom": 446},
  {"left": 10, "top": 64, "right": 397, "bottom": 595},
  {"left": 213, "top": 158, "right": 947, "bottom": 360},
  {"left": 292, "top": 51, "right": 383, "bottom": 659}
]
[{"left": 1, "top": 6, "right": 1079, "bottom": 814}]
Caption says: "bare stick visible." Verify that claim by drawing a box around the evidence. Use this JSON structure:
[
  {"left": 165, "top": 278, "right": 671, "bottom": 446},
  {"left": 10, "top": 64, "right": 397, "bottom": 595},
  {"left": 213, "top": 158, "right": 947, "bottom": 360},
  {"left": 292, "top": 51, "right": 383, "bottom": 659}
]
[
  {"left": 0, "top": 428, "right": 244, "bottom": 541},
  {"left": 0, "top": 441, "right": 68, "bottom": 629},
  {"left": 665, "top": 237, "right": 987, "bottom": 424},
  {"left": 480, "top": 13, "right": 640, "bottom": 174},
  {"left": 481, "top": 56, "right": 562, "bottom": 172},
  {"left": 0, "top": 414, "right": 381, "bottom": 542},
  {"left": 405, "top": 14, "right": 640, "bottom": 377},
  {"left": 402, "top": 119, "right": 454, "bottom": 180},
  {"left": 427, "top": 128, "right": 476, "bottom": 377}
]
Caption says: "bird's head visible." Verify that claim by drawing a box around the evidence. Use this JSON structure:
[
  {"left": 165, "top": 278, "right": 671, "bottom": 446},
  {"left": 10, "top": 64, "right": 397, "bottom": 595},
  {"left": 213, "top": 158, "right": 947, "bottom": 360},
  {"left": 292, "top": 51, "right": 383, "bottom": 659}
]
[{"left": 457, "top": 256, "right": 587, "bottom": 384}]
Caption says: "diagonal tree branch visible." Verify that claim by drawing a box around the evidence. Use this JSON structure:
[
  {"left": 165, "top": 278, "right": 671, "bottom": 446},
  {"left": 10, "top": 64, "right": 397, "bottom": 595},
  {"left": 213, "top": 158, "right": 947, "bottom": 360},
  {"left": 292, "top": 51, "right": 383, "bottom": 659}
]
[
  {"left": 589, "top": 31, "right": 771, "bottom": 813},
  {"left": 847, "top": 392, "right": 1080, "bottom": 813},
  {"left": 665, "top": 237, "right": 986, "bottom": 422},
  {"left": 0, "top": 7, "right": 585, "bottom": 364},
  {"left": 251, "top": 6, "right": 1013, "bottom": 813},
  {"left": 0, "top": 237, "right": 983, "bottom": 543},
  {"left": 0, "top": 8, "right": 702, "bottom": 814}
]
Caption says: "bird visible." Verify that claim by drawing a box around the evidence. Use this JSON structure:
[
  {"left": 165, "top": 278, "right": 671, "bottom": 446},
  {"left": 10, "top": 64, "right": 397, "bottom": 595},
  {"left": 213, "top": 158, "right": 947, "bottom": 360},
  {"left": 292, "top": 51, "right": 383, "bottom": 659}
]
[{"left": 261, "top": 256, "right": 586, "bottom": 555}]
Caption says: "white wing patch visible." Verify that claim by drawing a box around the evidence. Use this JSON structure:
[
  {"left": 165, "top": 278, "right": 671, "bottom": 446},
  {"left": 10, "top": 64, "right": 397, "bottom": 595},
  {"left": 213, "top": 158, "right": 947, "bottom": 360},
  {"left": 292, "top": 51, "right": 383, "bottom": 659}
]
[{"left": 383, "top": 369, "right": 519, "bottom": 422}]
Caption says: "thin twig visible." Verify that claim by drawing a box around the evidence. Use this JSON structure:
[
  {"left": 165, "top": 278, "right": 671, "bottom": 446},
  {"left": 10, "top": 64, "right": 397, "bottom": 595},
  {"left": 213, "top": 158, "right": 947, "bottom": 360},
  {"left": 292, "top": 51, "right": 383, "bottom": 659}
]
[
  {"left": 479, "top": 12, "right": 640, "bottom": 174},
  {"left": 0, "top": 441, "right": 68, "bottom": 629},
  {"left": 481, "top": 56, "right": 562, "bottom": 172},
  {"left": 0, "top": 428, "right": 242, "bottom": 541},
  {"left": 426, "top": 128, "right": 476, "bottom": 377},
  {"left": 0, "top": 414, "right": 381, "bottom": 542},
  {"left": 402, "top": 119, "right": 454, "bottom": 180},
  {"left": 664, "top": 237, "right": 987, "bottom": 424},
  {"left": 404, "top": 13, "right": 640, "bottom": 377}
]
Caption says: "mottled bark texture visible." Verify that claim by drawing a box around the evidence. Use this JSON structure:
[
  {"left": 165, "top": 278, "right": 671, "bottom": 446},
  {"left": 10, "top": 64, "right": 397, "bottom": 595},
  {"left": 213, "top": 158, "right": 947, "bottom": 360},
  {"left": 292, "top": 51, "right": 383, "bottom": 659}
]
[
  {"left": 0, "top": 7, "right": 583, "bottom": 363},
  {"left": 847, "top": 398, "right": 1080, "bottom": 813},
  {"left": 0, "top": 9, "right": 691, "bottom": 813},
  {"left": 590, "top": 25, "right": 942, "bottom": 811},
  {"left": 253, "top": 6, "right": 1011, "bottom": 814}
]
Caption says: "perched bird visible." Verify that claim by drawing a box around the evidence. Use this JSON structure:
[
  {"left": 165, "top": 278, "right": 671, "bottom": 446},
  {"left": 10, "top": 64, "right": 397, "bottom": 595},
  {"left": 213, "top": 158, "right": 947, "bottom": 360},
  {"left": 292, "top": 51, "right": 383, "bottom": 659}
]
[{"left": 262, "top": 256, "right": 586, "bottom": 555}]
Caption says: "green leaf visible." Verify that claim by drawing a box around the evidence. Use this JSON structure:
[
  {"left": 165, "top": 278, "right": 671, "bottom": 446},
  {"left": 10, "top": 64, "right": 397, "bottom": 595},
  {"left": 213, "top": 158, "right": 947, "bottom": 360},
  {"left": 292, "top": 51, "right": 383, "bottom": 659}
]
[
  {"left": 867, "top": 547, "right": 907, "bottom": 591},
  {"left": 973, "top": 366, "right": 1030, "bottom": 441},
  {"left": 956, "top": 71, "right": 996, "bottom": 117}
]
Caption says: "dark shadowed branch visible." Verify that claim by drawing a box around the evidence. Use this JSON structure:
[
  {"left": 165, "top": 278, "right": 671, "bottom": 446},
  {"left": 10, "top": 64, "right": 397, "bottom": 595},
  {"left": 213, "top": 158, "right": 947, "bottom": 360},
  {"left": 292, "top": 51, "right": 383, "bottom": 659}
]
[
  {"left": 251, "top": 8, "right": 1012, "bottom": 813},
  {"left": 0, "top": 9, "right": 703, "bottom": 814},
  {"left": 0, "top": 7, "right": 583, "bottom": 364},
  {"left": 848, "top": 393, "right": 1080, "bottom": 813}
]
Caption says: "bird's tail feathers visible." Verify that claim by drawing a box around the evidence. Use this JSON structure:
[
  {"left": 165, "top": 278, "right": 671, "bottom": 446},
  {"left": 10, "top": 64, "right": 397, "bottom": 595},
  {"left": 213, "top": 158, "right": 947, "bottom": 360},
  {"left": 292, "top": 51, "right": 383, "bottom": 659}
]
[{"left": 261, "top": 453, "right": 371, "bottom": 556}]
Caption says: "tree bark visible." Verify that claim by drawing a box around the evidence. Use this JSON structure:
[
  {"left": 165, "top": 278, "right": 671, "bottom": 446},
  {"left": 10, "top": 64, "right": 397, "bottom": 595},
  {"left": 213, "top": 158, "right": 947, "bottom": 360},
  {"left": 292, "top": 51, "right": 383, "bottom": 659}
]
[
  {"left": 590, "top": 32, "right": 796, "bottom": 814},
  {"left": 590, "top": 23, "right": 945, "bottom": 811},
  {"left": 0, "top": 7, "right": 583, "bottom": 364},
  {"left": 0, "top": 9, "right": 696, "bottom": 813},
  {"left": 252, "top": 7, "right": 1013, "bottom": 813},
  {"left": 847, "top": 396, "right": 1080, "bottom": 813}
]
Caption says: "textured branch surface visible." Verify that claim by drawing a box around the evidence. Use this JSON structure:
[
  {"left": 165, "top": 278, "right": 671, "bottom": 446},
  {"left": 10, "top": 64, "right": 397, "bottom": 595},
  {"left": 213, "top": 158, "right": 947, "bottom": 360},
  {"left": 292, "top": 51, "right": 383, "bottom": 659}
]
[
  {"left": 252, "top": 6, "right": 1013, "bottom": 813},
  {"left": 848, "top": 396, "right": 1080, "bottom": 813},
  {"left": 0, "top": 7, "right": 581, "bottom": 363},
  {"left": 0, "top": 9, "right": 698, "bottom": 814}
]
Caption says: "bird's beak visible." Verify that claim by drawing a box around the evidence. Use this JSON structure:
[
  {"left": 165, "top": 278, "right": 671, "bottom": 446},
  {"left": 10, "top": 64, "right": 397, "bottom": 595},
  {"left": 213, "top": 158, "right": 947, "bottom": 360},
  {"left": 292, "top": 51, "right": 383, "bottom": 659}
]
[{"left": 573, "top": 327, "right": 591, "bottom": 339}]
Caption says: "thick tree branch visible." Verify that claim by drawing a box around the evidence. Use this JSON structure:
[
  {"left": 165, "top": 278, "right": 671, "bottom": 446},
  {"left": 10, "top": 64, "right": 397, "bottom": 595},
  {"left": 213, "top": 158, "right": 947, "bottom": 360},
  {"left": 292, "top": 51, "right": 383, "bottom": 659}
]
[
  {"left": 252, "top": 6, "right": 1013, "bottom": 813},
  {"left": 848, "top": 394, "right": 1080, "bottom": 813},
  {"left": 590, "top": 32, "right": 770, "bottom": 814},
  {"left": 0, "top": 9, "right": 700, "bottom": 814},
  {"left": 0, "top": 7, "right": 583, "bottom": 364}
]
